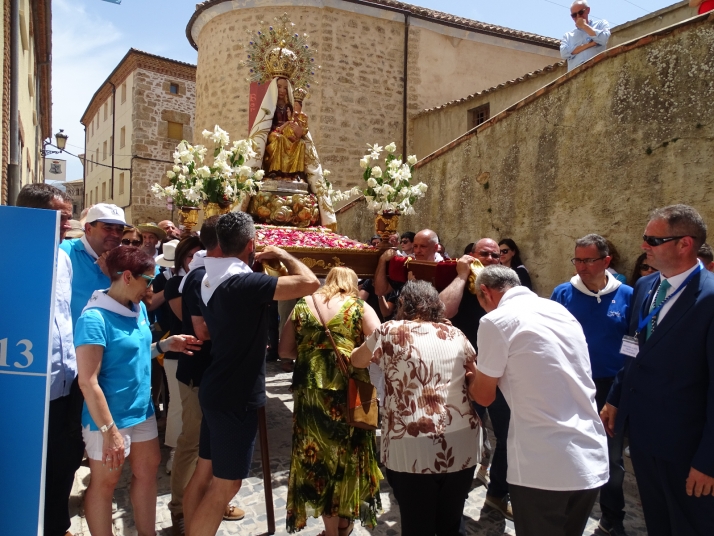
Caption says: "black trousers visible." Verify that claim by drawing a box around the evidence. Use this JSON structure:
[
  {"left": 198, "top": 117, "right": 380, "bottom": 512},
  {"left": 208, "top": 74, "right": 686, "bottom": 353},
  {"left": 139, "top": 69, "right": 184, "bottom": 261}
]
[
  {"left": 593, "top": 377, "right": 626, "bottom": 523},
  {"left": 629, "top": 444, "right": 714, "bottom": 536},
  {"left": 510, "top": 484, "right": 599, "bottom": 536},
  {"left": 44, "top": 378, "right": 85, "bottom": 536},
  {"left": 486, "top": 387, "right": 510, "bottom": 498},
  {"left": 386, "top": 466, "right": 476, "bottom": 536}
]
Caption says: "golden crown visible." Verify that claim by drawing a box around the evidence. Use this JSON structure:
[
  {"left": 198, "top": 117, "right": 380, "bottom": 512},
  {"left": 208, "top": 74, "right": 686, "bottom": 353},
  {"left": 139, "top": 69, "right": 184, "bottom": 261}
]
[
  {"left": 243, "top": 14, "right": 317, "bottom": 89},
  {"left": 265, "top": 45, "right": 298, "bottom": 80}
]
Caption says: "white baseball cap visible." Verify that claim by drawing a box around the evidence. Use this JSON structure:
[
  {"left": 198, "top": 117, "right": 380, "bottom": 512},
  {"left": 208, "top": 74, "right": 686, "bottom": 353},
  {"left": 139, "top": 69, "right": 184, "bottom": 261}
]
[{"left": 85, "top": 203, "right": 129, "bottom": 226}]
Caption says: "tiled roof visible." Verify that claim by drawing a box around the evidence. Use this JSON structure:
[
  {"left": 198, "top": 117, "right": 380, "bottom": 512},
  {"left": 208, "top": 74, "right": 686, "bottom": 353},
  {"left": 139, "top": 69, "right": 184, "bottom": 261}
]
[
  {"left": 414, "top": 61, "right": 566, "bottom": 118},
  {"left": 186, "top": 0, "right": 561, "bottom": 50}
]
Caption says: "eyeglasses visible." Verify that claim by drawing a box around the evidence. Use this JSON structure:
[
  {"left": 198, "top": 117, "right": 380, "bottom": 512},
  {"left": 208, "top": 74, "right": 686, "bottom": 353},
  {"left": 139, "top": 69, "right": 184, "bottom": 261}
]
[
  {"left": 477, "top": 251, "right": 501, "bottom": 260},
  {"left": 571, "top": 257, "right": 605, "bottom": 265},
  {"left": 121, "top": 239, "right": 142, "bottom": 246},
  {"left": 500, "top": 249, "right": 510, "bottom": 255},
  {"left": 642, "top": 235, "right": 692, "bottom": 247},
  {"left": 571, "top": 8, "right": 586, "bottom": 19},
  {"left": 640, "top": 264, "right": 653, "bottom": 271},
  {"left": 400, "top": 239, "right": 410, "bottom": 244},
  {"left": 117, "top": 272, "right": 155, "bottom": 288}
]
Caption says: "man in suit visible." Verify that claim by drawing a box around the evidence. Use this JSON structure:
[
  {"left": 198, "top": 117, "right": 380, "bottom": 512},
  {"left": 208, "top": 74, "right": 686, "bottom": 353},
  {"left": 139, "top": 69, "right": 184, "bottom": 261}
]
[{"left": 601, "top": 204, "right": 714, "bottom": 536}]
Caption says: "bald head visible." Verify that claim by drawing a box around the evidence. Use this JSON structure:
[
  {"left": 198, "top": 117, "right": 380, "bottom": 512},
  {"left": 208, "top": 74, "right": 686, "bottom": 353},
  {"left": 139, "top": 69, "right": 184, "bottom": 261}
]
[
  {"left": 413, "top": 229, "right": 439, "bottom": 261},
  {"left": 471, "top": 238, "right": 501, "bottom": 266}
]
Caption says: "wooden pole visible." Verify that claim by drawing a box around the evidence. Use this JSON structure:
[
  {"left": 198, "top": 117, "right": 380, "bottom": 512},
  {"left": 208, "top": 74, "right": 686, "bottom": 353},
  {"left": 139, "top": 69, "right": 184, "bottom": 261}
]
[{"left": 258, "top": 406, "right": 276, "bottom": 534}]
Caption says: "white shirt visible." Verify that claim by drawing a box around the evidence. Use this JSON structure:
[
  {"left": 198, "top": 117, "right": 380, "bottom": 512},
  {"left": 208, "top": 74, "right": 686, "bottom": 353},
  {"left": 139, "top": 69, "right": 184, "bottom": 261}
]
[
  {"left": 477, "top": 286, "right": 609, "bottom": 491},
  {"left": 655, "top": 261, "right": 701, "bottom": 324},
  {"left": 51, "top": 249, "right": 77, "bottom": 400}
]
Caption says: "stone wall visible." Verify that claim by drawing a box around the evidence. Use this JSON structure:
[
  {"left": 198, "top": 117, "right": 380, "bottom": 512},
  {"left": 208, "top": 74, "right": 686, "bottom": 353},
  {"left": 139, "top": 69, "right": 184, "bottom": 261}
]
[
  {"left": 128, "top": 67, "right": 196, "bottom": 225},
  {"left": 398, "top": 15, "right": 714, "bottom": 296},
  {"left": 192, "top": 2, "right": 560, "bottom": 190}
]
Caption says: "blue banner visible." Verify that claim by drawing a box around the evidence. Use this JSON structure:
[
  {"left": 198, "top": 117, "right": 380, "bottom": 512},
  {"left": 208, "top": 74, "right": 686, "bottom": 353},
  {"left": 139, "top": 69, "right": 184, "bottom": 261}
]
[{"left": 0, "top": 206, "right": 59, "bottom": 536}]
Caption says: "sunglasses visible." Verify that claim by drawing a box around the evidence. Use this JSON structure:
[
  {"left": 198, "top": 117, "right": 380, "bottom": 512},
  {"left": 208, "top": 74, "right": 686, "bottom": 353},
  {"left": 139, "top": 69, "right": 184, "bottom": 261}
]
[
  {"left": 121, "top": 239, "right": 142, "bottom": 246},
  {"left": 571, "top": 8, "right": 586, "bottom": 19},
  {"left": 571, "top": 257, "right": 605, "bottom": 266},
  {"left": 117, "top": 272, "right": 155, "bottom": 288},
  {"left": 477, "top": 251, "right": 501, "bottom": 260},
  {"left": 642, "top": 235, "right": 692, "bottom": 247},
  {"left": 640, "top": 264, "right": 653, "bottom": 271},
  {"left": 500, "top": 249, "right": 510, "bottom": 255}
]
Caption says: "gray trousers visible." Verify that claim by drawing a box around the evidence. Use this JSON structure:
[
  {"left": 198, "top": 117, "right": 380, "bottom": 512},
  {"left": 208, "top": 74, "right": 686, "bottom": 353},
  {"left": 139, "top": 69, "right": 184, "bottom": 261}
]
[{"left": 510, "top": 484, "right": 599, "bottom": 536}]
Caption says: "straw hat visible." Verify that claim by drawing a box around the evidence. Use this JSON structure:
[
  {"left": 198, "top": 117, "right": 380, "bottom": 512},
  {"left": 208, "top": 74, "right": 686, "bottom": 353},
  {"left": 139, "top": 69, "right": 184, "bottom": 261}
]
[
  {"left": 137, "top": 223, "right": 167, "bottom": 242},
  {"left": 65, "top": 219, "right": 84, "bottom": 239},
  {"left": 156, "top": 239, "right": 180, "bottom": 268}
]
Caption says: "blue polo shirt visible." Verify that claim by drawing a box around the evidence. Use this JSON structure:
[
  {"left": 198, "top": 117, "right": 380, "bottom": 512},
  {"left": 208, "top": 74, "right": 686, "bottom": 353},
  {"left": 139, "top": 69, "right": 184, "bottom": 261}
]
[
  {"left": 59, "top": 238, "right": 111, "bottom": 328},
  {"left": 74, "top": 296, "right": 154, "bottom": 430},
  {"left": 551, "top": 281, "right": 633, "bottom": 378}
]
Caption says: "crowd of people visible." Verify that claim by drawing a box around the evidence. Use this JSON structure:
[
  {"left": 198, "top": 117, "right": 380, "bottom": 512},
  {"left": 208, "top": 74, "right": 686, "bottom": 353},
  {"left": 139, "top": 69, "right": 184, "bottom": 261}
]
[{"left": 20, "top": 176, "right": 714, "bottom": 536}]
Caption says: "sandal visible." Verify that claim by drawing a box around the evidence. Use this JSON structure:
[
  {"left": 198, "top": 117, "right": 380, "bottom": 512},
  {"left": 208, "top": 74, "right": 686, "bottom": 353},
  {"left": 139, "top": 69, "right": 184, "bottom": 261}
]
[
  {"left": 338, "top": 521, "right": 354, "bottom": 536},
  {"left": 223, "top": 504, "right": 245, "bottom": 521}
]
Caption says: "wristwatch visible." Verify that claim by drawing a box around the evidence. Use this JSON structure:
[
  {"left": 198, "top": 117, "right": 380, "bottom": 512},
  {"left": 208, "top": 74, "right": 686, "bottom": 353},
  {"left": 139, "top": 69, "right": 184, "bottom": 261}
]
[
  {"left": 156, "top": 339, "right": 164, "bottom": 353},
  {"left": 100, "top": 421, "right": 115, "bottom": 433}
]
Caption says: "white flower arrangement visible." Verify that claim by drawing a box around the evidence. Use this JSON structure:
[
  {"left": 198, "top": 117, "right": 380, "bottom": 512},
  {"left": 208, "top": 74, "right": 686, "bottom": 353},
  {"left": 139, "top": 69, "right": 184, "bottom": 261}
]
[
  {"left": 329, "top": 142, "right": 427, "bottom": 215},
  {"left": 152, "top": 125, "right": 262, "bottom": 207}
]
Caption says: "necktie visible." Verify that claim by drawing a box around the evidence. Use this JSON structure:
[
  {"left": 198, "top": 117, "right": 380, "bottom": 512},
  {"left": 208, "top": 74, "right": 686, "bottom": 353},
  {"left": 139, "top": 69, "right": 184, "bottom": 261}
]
[{"left": 647, "top": 279, "right": 671, "bottom": 339}]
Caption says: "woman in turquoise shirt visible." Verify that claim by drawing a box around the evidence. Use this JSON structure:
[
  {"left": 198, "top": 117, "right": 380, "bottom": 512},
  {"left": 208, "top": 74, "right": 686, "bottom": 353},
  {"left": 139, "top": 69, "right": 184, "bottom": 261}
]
[{"left": 75, "top": 246, "right": 201, "bottom": 536}]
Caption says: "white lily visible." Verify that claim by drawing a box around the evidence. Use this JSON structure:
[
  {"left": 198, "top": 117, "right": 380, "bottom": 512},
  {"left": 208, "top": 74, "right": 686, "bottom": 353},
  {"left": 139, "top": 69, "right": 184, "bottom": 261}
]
[{"left": 385, "top": 142, "right": 397, "bottom": 153}]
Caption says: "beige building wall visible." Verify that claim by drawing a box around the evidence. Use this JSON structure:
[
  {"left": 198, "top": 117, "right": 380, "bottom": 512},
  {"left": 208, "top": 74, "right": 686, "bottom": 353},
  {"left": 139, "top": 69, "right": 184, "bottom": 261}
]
[
  {"left": 608, "top": 1, "right": 698, "bottom": 49},
  {"left": 189, "top": 1, "right": 560, "bottom": 189},
  {"left": 394, "top": 15, "right": 714, "bottom": 295},
  {"left": 17, "top": 0, "right": 41, "bottom": 188},
  {"left": 410, "top": 62, "right": 566, "bottom": 159}
]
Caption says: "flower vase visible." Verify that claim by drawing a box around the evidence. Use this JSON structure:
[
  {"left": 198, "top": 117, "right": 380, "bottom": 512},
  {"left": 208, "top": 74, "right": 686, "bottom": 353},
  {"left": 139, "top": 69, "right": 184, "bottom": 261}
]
[
  {"left": 375, "top": 212, "right": 399, "bottom": 249},
  {"left": 203, "top": 201, "right": 231, "bottom": 219},
  {"left": 178, "top": 206, "right": 200, "bottom": 233}
]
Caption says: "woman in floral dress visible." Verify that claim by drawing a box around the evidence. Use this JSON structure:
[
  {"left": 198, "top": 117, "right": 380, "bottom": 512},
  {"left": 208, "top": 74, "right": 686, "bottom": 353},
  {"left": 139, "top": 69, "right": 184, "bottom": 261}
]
[
  {"left": 351, "top": 280, "right": 483, "bottom": 536},
  {"left": 279, "top": 267, "right": 383, "bottom": 536}
]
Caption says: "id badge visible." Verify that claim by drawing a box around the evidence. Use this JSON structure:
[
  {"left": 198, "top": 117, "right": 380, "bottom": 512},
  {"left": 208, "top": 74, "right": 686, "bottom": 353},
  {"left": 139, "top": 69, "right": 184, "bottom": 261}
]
[{"left": 620, "top": 335, "right": 639, "bottom": 357}]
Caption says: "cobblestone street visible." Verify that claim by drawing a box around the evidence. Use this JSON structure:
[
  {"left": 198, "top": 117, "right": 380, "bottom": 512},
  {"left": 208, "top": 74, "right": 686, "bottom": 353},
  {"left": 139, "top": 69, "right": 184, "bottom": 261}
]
[{"left": 68, "top": 362, "right": 647, "bottom": 536}]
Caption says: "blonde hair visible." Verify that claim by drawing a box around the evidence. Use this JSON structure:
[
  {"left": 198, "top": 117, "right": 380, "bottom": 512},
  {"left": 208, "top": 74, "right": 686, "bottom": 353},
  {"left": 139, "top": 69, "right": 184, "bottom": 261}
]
[{"left": 316, "top": 267, "right": 359, "bottom": 301}]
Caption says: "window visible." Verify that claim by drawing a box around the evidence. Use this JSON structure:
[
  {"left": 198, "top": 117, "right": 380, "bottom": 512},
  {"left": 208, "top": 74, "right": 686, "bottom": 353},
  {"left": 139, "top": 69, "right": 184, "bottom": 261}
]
[
  {"left": 103, "top": 102, "right": 108, "bottom": 121},
  {"left": 95, "top": 186, "right": 98, "bottom": 203},
  {"left": 102, "top": 182, "right": 106, "bottom": 201},
  {"left": 468, "top": 103, "right": 490, "bottom": 130},
  {"left": 121, "top": 83, "right": 126, "bottom": 104},
  {"left": 103, "top": 141, "right": 107, "bottom": 161},
  {"left": 110, "top": 136, "right": 113, "bottom": 156},
  {"left": 120, "top": 126, "right": 126, "bottom": 148},
  {"left": 119, "top": 172, "right": 125, "bottom": 195},
  {"left": 96, "top": 115, "right": 99, "bottom": 129},
  {"left": 86, "top": 193, "right": 89, "bottom": 206},
  {"left": 73, "top": 204, "right": 78, "bottom": 215},
  {"left": 96, "top": 148, "right": 99, "bottom": 167},
  {"left": 167, "top": 121, "right": 183, "bottom": 140},
  {"left": 91, "top": 122, "right": 94, "bottom": 137},
  {"left": 110, "top": 95, "right": 114, "bottom": 115},
  {"left": 89, "top": 191, "right": 93, "bottom": 204},
  {"left": 169, "top": 83, "right": 179, "bottom": 94}
]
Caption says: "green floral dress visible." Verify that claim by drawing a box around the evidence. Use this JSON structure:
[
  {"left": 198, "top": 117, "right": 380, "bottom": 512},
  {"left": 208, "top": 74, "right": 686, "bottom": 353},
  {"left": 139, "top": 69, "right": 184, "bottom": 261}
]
[{"left": 286, "top": 296, "right": 383, "bottom": 533}]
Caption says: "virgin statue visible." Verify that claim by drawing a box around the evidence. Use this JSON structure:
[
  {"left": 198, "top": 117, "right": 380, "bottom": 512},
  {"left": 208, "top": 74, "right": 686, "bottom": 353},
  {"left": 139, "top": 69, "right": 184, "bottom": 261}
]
[{"left": 244, "top": 22, "right": 336, "bottom": 229}]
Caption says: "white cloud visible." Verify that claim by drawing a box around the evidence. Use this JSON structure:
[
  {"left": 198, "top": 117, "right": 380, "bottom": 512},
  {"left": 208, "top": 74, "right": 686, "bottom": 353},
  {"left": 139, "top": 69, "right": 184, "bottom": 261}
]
[{"left": 52, "top": 0, "right": 125, "bottom": 181}]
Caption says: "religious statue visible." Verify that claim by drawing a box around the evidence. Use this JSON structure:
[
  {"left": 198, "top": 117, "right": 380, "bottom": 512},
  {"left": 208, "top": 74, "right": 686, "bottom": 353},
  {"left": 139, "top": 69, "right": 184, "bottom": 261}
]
[{"left": 243, "top": 16, "right": 336, "bottom": 229}]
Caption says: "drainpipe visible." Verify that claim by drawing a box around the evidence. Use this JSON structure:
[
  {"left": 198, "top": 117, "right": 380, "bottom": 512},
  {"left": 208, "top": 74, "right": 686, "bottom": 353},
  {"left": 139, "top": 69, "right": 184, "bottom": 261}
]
[
  {"left": 82, "top": 126, "right": 87, "bottom": 210},
  {"left": 402, "top": 14, "right": 410, "bottom": 155},
  {"left": 7, "top": 0, "right": 20, "bottom": 204},
  {"left": 109, "top": 82, "right": 116, "bottom": 200}
]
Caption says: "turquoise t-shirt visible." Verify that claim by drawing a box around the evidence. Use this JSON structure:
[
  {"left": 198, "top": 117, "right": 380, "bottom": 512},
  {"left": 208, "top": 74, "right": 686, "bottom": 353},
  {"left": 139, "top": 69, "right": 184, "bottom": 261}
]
[
  {"left": 75, "top": 299, "right": 155, "bottom": 430},
  {"left": 59, "top": 238, "right": 111, "bottom": 328}
]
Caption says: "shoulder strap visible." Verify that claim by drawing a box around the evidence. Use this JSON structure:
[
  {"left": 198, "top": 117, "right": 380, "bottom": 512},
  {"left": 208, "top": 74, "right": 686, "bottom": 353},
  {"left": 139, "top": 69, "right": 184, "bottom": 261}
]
[{"left": 310, "top": 295, "right": 350, "bottom": 378}]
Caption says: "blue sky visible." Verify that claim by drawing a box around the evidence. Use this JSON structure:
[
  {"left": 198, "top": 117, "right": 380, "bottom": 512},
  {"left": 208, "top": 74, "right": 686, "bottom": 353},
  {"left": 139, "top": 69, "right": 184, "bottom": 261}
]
[{"left": 53, "top": 0, "right": 675, "bottom": 181}]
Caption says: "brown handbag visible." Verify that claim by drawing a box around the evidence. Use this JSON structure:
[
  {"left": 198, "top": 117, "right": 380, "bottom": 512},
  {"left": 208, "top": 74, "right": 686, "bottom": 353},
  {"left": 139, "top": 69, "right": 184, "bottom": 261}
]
[{"left": 311, "top": 296, "right": 379, "bottom": 431}]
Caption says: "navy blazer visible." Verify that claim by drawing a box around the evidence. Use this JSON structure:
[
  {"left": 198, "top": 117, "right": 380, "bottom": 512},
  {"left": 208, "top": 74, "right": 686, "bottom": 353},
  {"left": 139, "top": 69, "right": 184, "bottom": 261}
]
[{"left": 608, "top": 267, "right": 714, "bottom": 476}]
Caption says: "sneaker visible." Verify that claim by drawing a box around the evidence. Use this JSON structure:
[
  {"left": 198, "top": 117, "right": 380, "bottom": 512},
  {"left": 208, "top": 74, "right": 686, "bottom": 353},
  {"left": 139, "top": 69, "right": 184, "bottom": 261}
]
[
  {"left": 166, "top": 448, "right": 175, "bottom": 474},
  {"left": 598, "top": 517, "right": 627, "bottom": 536},
  {"left": 476, "top": 466, "right": 490, "bottom": 487},
  {"left": 170, "top": 513, "right": 185, "bottom": 536},
  {"left": 223, "top": 504, "right": 246, "bottom": 521},
  {"left": 484, "top": 493, "right": 513, "bottom": 521}
]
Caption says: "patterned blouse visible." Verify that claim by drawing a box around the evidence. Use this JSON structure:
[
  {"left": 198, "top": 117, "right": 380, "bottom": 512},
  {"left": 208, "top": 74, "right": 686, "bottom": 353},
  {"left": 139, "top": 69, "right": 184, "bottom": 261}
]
[{"left": 365, "top": 320, "right": 482, "bottom": 474}]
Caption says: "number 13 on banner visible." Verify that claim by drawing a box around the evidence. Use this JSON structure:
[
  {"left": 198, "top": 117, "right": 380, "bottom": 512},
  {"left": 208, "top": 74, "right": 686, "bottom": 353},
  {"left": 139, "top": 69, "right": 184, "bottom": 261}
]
[{"left": 0, "top": 338, "right": 34, "bottom": 369}]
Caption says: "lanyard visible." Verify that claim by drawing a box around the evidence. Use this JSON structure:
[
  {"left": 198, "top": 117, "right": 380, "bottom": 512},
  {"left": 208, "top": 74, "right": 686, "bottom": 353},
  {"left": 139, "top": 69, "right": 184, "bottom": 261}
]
[{"left": 636, "top": 264, "right": 702, "bottom": 335}]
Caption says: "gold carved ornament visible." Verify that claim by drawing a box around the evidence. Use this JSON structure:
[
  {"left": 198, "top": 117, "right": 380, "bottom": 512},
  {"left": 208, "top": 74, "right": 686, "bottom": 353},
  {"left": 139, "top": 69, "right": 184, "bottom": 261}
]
[
  {"left": 299, "top": 256, "right": 345, "bottom": 270},
  {"left": 467, "top": 259, "right": 485, "bottom": 295}
]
